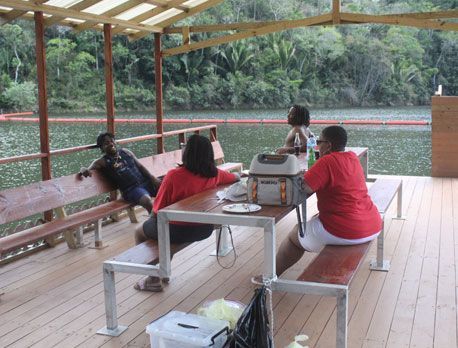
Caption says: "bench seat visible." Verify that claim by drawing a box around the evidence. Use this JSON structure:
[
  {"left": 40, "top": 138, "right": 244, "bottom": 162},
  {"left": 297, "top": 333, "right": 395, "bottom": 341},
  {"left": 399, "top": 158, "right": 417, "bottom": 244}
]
[
  {"left": 297, "top": 242, "right": 371, "bottom": 286},
  {"left": 0, "top": 200, "right": 132, "bottom": 256}
]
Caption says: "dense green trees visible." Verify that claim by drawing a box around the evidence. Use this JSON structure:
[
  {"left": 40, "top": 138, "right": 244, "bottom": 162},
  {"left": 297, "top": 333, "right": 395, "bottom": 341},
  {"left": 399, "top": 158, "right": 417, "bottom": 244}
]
[{"left": 0, "top": 0, "right": 456, "bottom": 112}]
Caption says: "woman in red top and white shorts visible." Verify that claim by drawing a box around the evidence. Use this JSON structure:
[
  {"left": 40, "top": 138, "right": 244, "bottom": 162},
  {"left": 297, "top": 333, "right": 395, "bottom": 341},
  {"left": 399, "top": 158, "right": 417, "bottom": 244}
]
[
  {"left": 276, "top": 126, "right": 382, "bottom": 276},
  {"left": 134, "top": 134, "right": 239, "bottom": 291}
]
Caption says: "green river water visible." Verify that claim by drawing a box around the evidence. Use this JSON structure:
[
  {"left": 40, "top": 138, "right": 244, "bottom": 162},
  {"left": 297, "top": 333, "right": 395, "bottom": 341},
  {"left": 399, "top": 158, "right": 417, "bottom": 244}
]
[{"left": 0, "top": 106, "right": 431, "bottom": 191}]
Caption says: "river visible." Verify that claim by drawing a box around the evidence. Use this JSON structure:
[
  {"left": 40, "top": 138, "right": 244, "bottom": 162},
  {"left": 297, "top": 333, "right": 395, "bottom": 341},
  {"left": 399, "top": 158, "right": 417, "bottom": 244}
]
[{"left": 0, "top": 106, "right": 431, "bottom": 190}]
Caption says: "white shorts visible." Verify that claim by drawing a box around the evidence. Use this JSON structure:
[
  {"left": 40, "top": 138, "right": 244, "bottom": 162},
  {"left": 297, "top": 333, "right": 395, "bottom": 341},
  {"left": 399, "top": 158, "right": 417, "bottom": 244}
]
[{"left": 298, "top": 214, "right": 381, "bottom": 252}]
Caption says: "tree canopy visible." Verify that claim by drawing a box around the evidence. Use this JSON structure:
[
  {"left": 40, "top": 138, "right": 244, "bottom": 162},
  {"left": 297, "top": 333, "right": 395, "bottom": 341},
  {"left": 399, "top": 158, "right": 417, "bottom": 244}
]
[{"left": 0, "top": 0, "right": 457, "bottom": 112}]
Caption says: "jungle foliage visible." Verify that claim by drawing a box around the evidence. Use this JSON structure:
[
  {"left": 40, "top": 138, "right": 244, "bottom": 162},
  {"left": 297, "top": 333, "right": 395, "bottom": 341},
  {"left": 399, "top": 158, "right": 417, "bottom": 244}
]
[{"left": 0, "top": 0, "right": 457, "bottom": 112}]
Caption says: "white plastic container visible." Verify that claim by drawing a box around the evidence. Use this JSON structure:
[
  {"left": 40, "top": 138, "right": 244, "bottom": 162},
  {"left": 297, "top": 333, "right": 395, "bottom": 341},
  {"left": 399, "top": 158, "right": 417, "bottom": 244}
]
[{"left": 146, "top": 311, "right": 229, "bottom": 348}]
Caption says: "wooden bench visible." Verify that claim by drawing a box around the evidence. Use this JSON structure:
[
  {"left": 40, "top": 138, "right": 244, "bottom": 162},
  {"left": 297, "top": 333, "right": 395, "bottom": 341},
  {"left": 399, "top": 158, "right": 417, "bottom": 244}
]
[
  {"left": 0, "top": 140, "right": 241, "bottom": 260},
  {"left": 0, "top": 170, "right": 137, "bottom": 259},
  {"left": 273, "top": 178, "right": 404, "bottom": 348}
]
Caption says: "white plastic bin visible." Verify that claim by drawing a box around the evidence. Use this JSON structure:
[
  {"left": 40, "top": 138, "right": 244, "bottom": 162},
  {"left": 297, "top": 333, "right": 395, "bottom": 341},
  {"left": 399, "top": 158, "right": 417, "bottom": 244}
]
[{"left": 146, "top": 311, "right": 229, "bottom": 348}]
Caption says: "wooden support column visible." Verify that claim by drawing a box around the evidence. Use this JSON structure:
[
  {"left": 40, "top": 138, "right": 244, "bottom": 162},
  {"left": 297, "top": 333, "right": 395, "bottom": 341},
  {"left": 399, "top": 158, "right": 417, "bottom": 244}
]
[
  {"left": 34, "top": 11, "right": 52, "bottom": 222},
  {"left": 154, "top": 33, "right": 164, "bottom": 154},
  {"left": 104, "top": 24, "right": 115, "bottom": 135},
  {"left": 332, "top": 0, "right": 341, "bottom": 24},
  {"left": 432, "top": 96, "right": 458, "bottom": 177}
]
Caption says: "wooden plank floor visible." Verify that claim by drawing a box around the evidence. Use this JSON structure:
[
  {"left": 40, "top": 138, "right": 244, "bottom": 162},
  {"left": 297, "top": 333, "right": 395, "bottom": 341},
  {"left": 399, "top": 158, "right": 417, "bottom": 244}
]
[{"left": 0, "top": 175, "right": 456, "bottom": 348}]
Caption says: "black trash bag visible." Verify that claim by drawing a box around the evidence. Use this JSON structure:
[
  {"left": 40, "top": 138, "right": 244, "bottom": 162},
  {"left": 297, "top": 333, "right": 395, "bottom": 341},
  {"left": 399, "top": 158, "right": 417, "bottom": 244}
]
[{"left": 224, "top": 285, "right": 273, "bottom": 348}]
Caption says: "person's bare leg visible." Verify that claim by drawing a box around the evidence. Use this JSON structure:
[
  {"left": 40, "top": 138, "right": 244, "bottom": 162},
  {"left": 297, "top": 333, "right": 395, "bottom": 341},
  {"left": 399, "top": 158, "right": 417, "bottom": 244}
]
[
  {"left": 276, "top": 224, "right": 305, "bottom": 276},
  {"left": 138, "top": 194, "right": 152, "bottom": 214},
  {"left": 135, "top": 223, "right": 148, "bottom": 245}
]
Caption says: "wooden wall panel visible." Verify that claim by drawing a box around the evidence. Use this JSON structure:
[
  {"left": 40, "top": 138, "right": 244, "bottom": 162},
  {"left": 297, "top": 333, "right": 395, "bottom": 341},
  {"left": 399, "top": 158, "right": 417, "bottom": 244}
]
[{"left": 432, "top": 96, "right": 458, "bottom": 177}]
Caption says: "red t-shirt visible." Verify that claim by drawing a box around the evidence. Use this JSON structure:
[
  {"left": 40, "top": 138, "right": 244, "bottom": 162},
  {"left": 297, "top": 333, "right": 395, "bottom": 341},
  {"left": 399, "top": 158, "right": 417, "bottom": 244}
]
[
  {"left": 304, "top": 151, "right": 382, "bottom": 239},
  {"left": 153, "top": 167, "right": 237, "bottom": 224}
]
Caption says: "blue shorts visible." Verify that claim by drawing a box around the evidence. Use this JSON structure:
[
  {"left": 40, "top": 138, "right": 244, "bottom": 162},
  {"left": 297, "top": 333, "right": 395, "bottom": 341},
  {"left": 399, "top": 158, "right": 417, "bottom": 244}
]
[{"left": 122, "top": 181, "right": 158, "bottom": 204}]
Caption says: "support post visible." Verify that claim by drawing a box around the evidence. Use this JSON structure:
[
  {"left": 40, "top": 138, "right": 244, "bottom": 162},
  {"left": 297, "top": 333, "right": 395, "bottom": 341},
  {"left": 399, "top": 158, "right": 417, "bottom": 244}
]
[
  {"left": 34, "top": 11, "right": 52, "bottom": 222},
  {"left": 154, "top": 33, "right": 164, "bottom": 154},
  {"left": 103, "top": 23, "right": 115, "bottom": 135},
  {"left": 263, "top": 221, "right": 276, "bottom": 280},
  {"left": 332, "top": 0, "right": 341, "bottom": 24}
]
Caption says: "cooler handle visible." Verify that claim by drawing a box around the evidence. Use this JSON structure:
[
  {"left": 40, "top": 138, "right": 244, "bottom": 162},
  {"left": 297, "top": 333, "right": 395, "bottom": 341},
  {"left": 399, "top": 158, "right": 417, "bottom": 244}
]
[{"left": 210, "top": 326, "right": 230, "bottom": 346}]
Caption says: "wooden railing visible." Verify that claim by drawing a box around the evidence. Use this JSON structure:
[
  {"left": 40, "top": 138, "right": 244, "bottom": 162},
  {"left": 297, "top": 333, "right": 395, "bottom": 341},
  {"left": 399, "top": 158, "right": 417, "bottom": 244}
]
[{"left": 0, "top": 125, "right": 217, "bottom": 166}]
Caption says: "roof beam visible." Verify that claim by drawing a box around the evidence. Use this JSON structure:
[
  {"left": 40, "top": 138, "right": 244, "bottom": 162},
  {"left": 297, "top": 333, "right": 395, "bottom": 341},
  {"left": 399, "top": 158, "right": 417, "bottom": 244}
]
[
  {"left": 45, "top": 0, "right": 100, "bottom": 27},
  {"left": 162, "top": 13, "right": 332, "bottom": 57},
  {"left": 0, "top": 0, "right": 163, "bottom": 32},
  {"left": 341, "top": 12, "right": 458, "bottom": 31},
  {"left": 130, "top": 0, "right": 223, "bottom": 40},
  {"left": 111, "top": 0, "right": 187, "bottom": 35},
  {"left": 0, "top": 0, "right": 47, "bottom": 24}
]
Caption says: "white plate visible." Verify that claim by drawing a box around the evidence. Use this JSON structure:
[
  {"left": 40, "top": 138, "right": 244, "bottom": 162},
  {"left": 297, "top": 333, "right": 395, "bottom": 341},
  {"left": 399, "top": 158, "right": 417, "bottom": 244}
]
[{"left": 222, "top": 203, "right": 261, "bottom": 214}]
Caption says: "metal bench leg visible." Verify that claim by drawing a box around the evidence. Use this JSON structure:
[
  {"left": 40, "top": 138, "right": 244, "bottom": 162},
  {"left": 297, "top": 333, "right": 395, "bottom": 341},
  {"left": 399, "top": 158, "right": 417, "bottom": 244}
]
[
  {"left": 210, "top": 225, "right": 233, "bottom": 256},
  {"left": 336, "top": 290, "right": 348, "bottom": 348},
  {"left": 97, "top": 262, "right": 127, "bottom": 336},
  {"left": 370, "top": 218, "right": 390, "bottom": 271},
  {"left": 127, "top": 207, "right": 138, "bottom": 223},
  {"left": 393, "top": 180, "right": 407, "bottom": 220}
]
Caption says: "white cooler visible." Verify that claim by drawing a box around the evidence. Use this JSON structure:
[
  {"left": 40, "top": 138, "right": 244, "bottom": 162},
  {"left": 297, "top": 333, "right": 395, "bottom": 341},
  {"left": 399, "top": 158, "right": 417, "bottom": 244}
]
[{"left": 146, "top": 311, "right": 229, "bottom": 348}]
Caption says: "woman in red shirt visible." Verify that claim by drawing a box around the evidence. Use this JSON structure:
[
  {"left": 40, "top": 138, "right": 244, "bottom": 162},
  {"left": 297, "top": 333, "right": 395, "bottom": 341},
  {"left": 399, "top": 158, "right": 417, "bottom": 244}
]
[
  {"left": 276, "top": 126, "right": 382, "bottom": 276},
  {"left": 134, "top": 134, "right": 239, "bottom": 291}
]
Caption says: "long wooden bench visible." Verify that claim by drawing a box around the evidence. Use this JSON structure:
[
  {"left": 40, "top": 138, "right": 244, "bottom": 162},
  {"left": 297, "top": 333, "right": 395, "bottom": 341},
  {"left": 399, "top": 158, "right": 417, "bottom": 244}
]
[
  {"left": 273, "top": 178, "right": 404, "bottom": 348},
  {"left": 0, "top": 140, "right": 241, "bottom": 260}
]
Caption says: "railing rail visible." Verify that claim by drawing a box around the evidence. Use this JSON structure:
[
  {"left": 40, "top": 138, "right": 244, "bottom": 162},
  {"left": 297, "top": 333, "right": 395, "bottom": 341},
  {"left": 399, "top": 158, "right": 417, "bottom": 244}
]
[{"left": 0, "top": 125, "right": 217, "bottom": 166}]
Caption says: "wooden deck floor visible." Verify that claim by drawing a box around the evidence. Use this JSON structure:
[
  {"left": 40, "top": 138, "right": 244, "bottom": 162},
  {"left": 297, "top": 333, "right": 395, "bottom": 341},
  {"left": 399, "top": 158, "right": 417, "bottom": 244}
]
[{"left": 0, "top": 175, "right": 457, "bottom": 348}]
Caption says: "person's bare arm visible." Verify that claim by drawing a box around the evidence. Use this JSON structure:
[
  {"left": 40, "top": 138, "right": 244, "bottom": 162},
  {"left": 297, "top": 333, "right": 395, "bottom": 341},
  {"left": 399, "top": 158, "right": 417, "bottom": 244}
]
[
  {"left": 276, "top": 126, "right": 309, "bottom": 154},
  {"left": 78, "top": 157, "right": 105, "bottom": 178},
  {"left": 125, "top": 149, "right": 161, "bottom": 188}
]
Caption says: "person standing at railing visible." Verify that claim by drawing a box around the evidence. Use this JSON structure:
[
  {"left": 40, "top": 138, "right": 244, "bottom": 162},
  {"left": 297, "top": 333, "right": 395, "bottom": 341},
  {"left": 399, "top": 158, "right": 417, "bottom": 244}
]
[
  {"left": 276, "top": 104, "right": 314, "bottom": 155},
  {"left": 78, "top": 132, "right": 161, "bottom": 213},
  {"left": 134, "top": 134, "right": 240, "bottom": 292}
]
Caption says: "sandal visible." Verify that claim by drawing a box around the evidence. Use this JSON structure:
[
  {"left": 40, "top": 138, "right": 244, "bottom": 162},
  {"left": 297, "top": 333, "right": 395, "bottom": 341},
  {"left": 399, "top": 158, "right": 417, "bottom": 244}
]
[{"left": 134, "top": 276, "right": 163, "bottom": 292}]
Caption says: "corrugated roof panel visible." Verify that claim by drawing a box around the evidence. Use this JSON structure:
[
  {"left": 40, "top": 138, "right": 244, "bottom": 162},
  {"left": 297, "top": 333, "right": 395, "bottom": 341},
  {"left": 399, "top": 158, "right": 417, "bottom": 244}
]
[
  {"left": 142, "top": 8, "right": 182, "bottom": 26},
  {"left": 116, "top": 3, "right": 155, "bottom": 21},
  {"left": 46, "top": 0, "right": 81, "bottom": 7},
  {"left": 183, "top": 0, "right": 210, "bottom": 8},
  {"left": 83, "top": 0, "right": 127, "bottom": 15}
]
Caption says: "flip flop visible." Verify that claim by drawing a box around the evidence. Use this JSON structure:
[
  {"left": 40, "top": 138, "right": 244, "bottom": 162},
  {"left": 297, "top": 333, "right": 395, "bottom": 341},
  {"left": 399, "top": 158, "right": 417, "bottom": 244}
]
[{"left": 134, "top": 276, "right": 163, "bottom": 292}]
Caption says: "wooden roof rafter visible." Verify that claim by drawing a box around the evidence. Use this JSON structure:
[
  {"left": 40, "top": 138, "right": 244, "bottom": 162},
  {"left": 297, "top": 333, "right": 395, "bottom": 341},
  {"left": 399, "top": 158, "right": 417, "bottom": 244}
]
[
  {"left": 0, "top": 0, "right": 163, "bottom": 33},
  {"left": 160, "top": 9, "right": 458, "bottom": 57},
  {"left": 128, "top": 0, "right": 223, "bottom": 40},
  {"left": 111, "top": 0, "right": 189, "bottom": 35}
]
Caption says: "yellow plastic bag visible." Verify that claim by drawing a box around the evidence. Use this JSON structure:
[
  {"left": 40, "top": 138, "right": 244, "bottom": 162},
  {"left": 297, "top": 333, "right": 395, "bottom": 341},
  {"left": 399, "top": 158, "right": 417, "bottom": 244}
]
[
  {"left": 197, "top": 299, "right": 245, "bottom": 330},
  {"left": 284, "top": 334, "right": 309, "bottom": 348}
]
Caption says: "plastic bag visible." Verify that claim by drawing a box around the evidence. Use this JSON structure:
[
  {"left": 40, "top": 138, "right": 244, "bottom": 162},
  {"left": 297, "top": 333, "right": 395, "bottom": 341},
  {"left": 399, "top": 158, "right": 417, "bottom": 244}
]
[
  {"left": 224, "top": 286, "right": 273, "bottom": 348},
  {"left": 197, "top": 299, "right": 245, "bottom": 330},
  {"left": 284, "top": 334, "right": 309, "bottom": 348}
]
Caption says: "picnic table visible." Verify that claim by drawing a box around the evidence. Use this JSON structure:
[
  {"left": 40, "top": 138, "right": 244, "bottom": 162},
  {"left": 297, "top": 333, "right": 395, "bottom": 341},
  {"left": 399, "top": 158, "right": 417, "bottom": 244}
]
[{"left": 156, "top": 147, "right": 369, "bottom": 280}]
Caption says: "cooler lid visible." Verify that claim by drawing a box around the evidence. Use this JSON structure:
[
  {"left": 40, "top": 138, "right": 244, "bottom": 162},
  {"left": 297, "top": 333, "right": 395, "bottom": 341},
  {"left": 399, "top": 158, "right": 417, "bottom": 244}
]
[
  {"left": 249, "top": 154, "right": 300, "bottom": 176},
  {"left": 146, "top": 311, "right": 229, "bottom": 345}
]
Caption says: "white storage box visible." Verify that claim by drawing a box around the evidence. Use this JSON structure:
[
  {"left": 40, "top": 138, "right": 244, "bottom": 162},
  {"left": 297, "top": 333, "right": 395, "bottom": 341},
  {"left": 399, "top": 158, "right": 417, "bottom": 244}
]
[{"left": 146, "top": 311, "right": 229, "bottom": 348}]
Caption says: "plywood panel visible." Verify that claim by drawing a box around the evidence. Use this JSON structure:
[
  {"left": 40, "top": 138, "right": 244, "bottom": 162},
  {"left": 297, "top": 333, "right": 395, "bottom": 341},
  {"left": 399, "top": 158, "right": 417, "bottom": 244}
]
[{"left": 432, "top": 96, "right": 458, "bottom": 177}]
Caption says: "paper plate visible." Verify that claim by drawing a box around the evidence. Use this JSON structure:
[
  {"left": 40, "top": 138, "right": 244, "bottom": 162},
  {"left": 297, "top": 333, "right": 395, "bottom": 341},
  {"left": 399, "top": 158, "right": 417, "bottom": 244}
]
[{"left": 222, "top": 203, "right": 261, "bottom": 214}]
